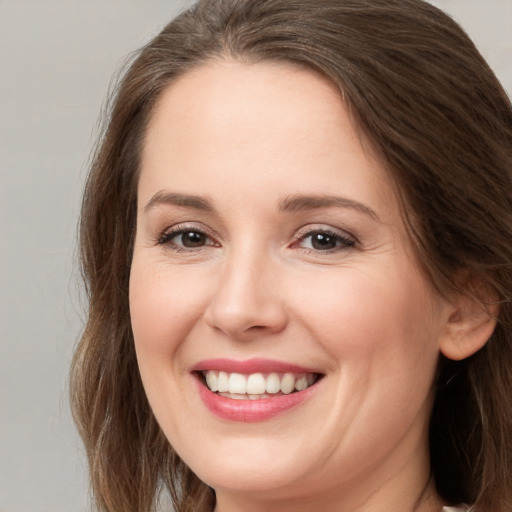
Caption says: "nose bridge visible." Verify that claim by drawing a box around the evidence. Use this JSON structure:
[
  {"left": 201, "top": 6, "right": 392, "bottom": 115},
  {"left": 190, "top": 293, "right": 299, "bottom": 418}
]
[{"left": 205, "top": 239, "right": 287, "bottom": 338}]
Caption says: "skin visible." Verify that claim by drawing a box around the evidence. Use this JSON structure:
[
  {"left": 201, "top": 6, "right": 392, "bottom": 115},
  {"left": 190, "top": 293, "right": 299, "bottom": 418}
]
[{"left": 129, "top": 60, "right": 455, "bottom": 512}]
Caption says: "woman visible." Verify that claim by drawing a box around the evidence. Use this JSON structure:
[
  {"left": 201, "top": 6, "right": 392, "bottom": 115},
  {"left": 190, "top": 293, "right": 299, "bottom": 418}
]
[{"left": 70, "top": 0, "right": 512, "bottom": 511}]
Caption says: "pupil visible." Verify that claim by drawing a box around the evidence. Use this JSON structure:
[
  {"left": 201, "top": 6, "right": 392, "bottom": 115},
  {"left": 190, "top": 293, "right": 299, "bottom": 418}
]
[
  {"left": 312, "top": 233, "right": 335, "bottom": 250},
  {"left": 182, "top": 231, "right": 205, "bottom": 247}
]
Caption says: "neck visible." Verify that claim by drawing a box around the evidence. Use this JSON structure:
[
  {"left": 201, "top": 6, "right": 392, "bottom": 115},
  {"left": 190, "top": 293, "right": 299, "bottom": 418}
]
[
  {"left": 212, "top": 430, "right": 444, "bottom": 512},
  {"left": 213, "top": 471, "right": 444, "bottom": 512},
  {"left": 212, "top": 399, "right": 444, "bottom": 512}
]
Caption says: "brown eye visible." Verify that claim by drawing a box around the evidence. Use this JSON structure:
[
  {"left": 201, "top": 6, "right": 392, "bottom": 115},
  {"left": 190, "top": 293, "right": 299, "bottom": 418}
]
[
  {"left": 180, "top": 231, "right": 207, "bottom": 247},
  {"left": 298, "top": 230, "right": 355, "bottom": 252},
  {"left": 310, "top": 232, "right": 337, "bottom": 250},
  {"left": 159, "top": 228, "right": 216, "bottom": 250}
]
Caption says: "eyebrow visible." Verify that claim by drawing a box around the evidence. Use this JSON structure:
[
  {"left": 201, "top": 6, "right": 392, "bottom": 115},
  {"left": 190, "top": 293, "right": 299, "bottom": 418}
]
[
  {"left": 143, "top": 190, "right": 379, "bottom": 220},
  {"left": 144, "top": 191, "right": 214, "bottom": 212},
  {"left": 279, "top": 194, "right": 379, "bottom": 220}
]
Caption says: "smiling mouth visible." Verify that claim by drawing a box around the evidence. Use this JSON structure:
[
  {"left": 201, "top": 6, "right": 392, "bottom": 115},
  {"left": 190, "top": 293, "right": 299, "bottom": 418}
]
[{"left": 200, "top": 370, "right": 321, "bottom": 400}]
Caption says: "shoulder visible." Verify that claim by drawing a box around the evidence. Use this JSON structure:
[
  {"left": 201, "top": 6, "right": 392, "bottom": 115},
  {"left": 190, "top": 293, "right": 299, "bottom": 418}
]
[{"left": 442, "top": 507, "right": 470, "bottom": 512}]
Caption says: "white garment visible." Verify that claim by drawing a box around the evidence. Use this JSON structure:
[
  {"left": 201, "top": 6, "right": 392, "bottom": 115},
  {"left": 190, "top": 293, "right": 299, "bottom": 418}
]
[{"left": 442, "top": 507, "right": 468, "bottom": 512}]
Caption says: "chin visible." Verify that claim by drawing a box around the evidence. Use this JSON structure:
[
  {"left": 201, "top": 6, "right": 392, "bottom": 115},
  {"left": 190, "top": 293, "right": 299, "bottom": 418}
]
[{"left": 172, "top": 434, "right": 318, "bottom": 497}]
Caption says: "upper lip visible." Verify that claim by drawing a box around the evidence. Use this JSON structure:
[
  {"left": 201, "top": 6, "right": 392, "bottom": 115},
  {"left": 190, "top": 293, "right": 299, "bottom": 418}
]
[{"left": 191, "top": 358, "right": 321, "bottom": 375}]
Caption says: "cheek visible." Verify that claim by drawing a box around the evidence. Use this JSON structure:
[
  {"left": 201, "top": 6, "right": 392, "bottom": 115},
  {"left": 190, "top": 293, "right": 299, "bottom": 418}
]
[
  {"left": 297, "top": 265, "right": 442, "bottom": 451},
  {"left": 129, "top": 260, "right": 208, "bottom": 373},
  {"left": 293, "top": 261, "right": 443, "bottom": 383},
  {"left": 128, "top": 259, "right": 214, "bottom": 443}
]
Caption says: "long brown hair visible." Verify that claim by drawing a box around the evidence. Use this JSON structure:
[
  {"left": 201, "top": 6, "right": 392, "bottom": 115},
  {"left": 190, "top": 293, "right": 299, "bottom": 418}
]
[{"left": 71, "top": 1, "right": 512, "bottom": 510}]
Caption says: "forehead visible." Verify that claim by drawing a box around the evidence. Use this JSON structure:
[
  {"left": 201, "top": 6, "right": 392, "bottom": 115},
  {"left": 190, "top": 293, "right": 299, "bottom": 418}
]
[
  {"left": 139, "top": 59, "right": 398, "bottom": 222},
  {"left": 143, "top": 59, "right": 351, "bottom": 160}
]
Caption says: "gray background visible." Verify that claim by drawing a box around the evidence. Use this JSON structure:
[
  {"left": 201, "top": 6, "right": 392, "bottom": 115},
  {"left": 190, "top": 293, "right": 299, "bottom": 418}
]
[{"left": 0, "top": 1, "right": 510, "bottom": 511}]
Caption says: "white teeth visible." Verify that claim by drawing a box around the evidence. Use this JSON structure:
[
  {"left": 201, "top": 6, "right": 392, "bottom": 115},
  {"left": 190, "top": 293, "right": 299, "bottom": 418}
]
[
  {"left": 295, "top": 375, "right": 308, "bottom": 391},
  {"left": 266, "top": 373, "right": 281, "bottom": 394},
  {"left": 219, "top": 392, "right": 272, "bottom": 400},
  {"left": 217, "top": 371, "right": 229, "bottom": 392},
  {"left": 246, "top": 373, "right": 266, "bottom": 394},
  {"left": 226, "top": 393, "right": 246, "bottom": 400},
  {"left": 281, "top": 373, "right": 295, "bottom": 394},
  {"left": 206, "top": 371, "right": 218, "bottom": 392},
  {"left": 228, "top": 373, "right": 247, "bottom": 394},
  {"left": 202, "top": 370, "right": 318, "bottom": 398}
]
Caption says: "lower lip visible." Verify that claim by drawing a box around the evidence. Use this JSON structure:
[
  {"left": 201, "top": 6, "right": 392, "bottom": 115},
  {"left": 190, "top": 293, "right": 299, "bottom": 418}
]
[{"left": 195, "top": 376, "right": 320, "bottom": 422}]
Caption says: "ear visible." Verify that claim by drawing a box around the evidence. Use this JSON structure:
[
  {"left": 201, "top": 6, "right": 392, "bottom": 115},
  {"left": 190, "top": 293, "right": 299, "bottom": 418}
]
[{"left": 439, "top": 277, "right": 499, "bottom": 361}]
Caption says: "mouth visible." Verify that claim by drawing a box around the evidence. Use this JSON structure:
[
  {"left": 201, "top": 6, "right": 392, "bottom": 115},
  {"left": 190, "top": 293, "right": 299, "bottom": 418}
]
[
  {"left": 199, "top": 370, "right": 320, "bottom": 400},
  {"left": 192, "top": 358, "right": 324, "bottom": 421}
]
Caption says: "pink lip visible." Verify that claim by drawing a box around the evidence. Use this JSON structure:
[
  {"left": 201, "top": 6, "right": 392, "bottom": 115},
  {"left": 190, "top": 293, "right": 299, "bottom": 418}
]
[
  {"left": 191, "top": 358, "right": 322, "bottom": 423},
  {"left": 191, "top": 358, "right": 318, "bottom": 374},
  {"left": 195, "top": 378, "right": 319, "bottom": 422}
]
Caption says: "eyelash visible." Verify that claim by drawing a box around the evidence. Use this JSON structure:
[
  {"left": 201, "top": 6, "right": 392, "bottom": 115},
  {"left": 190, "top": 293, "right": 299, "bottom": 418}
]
[
  {"left": 156, "top": 224, "right": 356, "bottom": 254},
  {"left": 157, "top": 224, "right": 218, "bottom": 252},
  {"left": 292, "top": 227, "right": 356, "bottom": 253}
]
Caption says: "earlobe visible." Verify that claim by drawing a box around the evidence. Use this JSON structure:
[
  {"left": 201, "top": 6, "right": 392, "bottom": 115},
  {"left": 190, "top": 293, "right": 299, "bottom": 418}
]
[{"left": 439, "top": 282, "right": 499, "bottom": 361}]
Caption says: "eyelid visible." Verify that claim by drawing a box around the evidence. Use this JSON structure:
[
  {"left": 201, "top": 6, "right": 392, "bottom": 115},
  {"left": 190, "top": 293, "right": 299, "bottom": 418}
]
[
  {"left": 156, "top": 222, "right": 220, "bottom": 247},
  {"left": 293, "top": 224, "right": 357, "bottom": 244},
  {"left": 155, "top": 222, "right": 356, "bottom": 253},
  {"left": 289, "top": 224, "right": 357, "bottom": 256}
]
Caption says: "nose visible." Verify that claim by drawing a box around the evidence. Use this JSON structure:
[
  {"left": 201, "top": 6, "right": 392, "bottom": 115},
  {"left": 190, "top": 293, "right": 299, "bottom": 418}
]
[{"left": 204, "top": 250, "right": 288, "bottom": 340}]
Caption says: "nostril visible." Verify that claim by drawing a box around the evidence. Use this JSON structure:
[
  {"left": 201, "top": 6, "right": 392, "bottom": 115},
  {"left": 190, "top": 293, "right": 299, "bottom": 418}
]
[
  {"left": 203, "top": 264, "right": 288, "bottom": 338},
  {"left": 205, "top": 306, "right": 288, "bottom": 339}
]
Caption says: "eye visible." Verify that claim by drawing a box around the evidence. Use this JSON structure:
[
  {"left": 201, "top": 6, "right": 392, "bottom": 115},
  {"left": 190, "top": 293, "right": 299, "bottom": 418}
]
[
  {"left": 158, "top": 226, "right": 218, "bottom": 251},
  {"left": 295, "top": 228, "right": 355, "bottom": 252},
  {"left": 175, "top": 230, "right": 208, "bottom": 248}
]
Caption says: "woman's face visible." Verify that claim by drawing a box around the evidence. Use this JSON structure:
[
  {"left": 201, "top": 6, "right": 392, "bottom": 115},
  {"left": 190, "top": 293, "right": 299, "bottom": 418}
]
[{"left": 130, "top": 61, "right": 452, "bottom": 509}]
